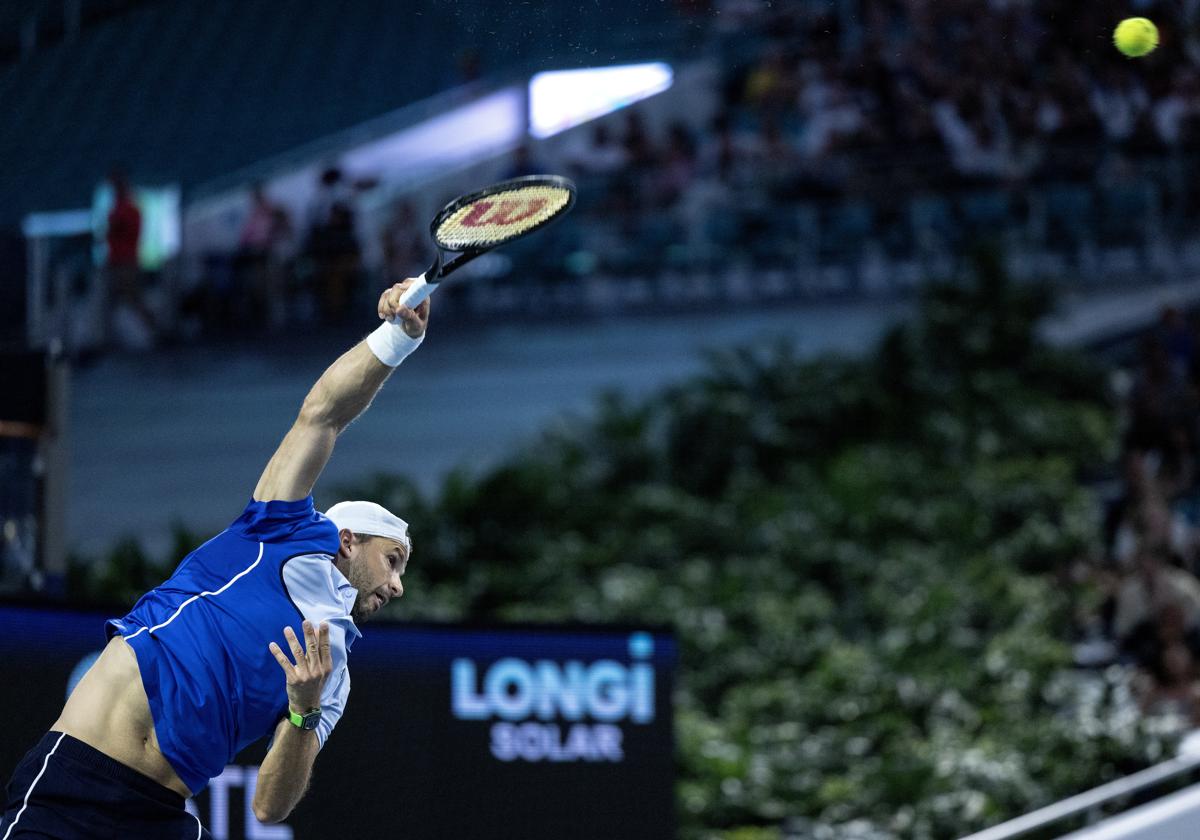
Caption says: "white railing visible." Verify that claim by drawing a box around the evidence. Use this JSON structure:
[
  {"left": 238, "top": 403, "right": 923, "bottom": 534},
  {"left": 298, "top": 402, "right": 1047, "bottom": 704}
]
[{"left": 959, "top": 753, "right": 1200, "bottom": 840}]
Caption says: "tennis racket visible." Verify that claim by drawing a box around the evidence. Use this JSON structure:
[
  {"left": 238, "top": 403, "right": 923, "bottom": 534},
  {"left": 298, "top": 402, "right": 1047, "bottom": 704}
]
[{"left": 396, "top": 174, "right": 577, "bottom": 309}]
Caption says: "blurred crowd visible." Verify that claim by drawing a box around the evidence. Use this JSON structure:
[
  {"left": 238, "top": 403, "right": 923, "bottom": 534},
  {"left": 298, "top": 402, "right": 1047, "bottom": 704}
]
[
  {"left": 1081, "top": 306, "right": 1200, "bottom": 725},
  {"left": 175, "top": 166, "right": 382, "bottom": 341},
  {"left": 703, "top": 0, "right": 1200, "bottom": 186},
  {"left": 106, "top": 0, "right": 1200, "bottom": 347},
  {"left": 169, "top": 146, "right": 563, "bottom": 344},
  {"left": 556, "top": 0, "right": 1200, "bottom": 275}
]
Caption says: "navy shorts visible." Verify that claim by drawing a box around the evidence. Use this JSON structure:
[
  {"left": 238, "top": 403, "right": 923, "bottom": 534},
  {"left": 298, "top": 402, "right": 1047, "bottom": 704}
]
[{"left": 1, "top": 731, "right": 212, "bottom": 839}]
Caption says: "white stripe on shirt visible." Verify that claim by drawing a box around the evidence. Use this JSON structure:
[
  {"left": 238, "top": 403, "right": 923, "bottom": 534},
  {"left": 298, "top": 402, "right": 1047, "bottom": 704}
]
[{"left": 125, "top": 543, "right": 265, "bottom": 641}]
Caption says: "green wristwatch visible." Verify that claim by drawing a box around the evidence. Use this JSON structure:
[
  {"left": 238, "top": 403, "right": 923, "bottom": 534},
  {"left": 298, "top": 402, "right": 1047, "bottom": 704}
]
[{"left": 288, "top": 706, "right": 322, "bottom": 731}]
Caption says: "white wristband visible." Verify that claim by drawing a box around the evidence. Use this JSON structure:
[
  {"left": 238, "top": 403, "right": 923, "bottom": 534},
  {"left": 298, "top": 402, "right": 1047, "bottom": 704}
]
[{"left": 366, "top": 320, "right": 425, "bottom": 367}]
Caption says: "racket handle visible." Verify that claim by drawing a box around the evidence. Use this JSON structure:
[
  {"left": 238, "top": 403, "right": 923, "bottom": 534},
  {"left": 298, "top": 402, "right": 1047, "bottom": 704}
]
[{"left": 396, "top": 273, "right": 435, "bottom": 310}]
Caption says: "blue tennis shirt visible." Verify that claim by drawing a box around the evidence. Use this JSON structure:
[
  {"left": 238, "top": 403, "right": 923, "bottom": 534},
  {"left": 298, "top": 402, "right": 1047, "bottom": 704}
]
[{"left": 105, "top": 496, "right": 361, "bottom": 794}]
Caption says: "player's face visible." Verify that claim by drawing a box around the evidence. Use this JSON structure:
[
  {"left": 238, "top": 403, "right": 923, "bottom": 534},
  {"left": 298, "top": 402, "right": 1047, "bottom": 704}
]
[{"left": 341, "top": 535, "right": 408, "bottom": 623}]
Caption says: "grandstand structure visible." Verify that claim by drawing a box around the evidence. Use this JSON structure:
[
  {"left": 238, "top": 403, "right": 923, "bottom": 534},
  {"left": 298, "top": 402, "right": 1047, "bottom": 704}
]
[
  {"left": 10, "top": 0, "right": 1200, "bottom": 347},
  {"left": 9, "top": 1, "right": 1200, "bottom": 351},
  {"left": 0, "top": 0, "right": 681, "bottom": 222}
]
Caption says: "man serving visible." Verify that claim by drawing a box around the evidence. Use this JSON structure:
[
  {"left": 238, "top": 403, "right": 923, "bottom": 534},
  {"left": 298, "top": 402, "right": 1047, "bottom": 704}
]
[{"left": 1, "top": 279, "right": 431, "bottom": 839}]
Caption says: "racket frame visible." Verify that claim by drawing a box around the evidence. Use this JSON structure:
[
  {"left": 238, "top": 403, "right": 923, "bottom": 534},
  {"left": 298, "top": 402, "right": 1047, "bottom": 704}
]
[{"left": 396, "top": 175, "right": 577, "bottom": 309}]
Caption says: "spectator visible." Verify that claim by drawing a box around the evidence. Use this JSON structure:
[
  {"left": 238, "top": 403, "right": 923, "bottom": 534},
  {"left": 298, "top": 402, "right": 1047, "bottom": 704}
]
[
  {"left": 1158, "top": 424, "right": 1199, "bottom": 504},
  {"left": 237, "top": 184, "right": 293, "bottom": 330},
  {"left": 743, "top": 45, "right": 799, "bottom": 121},
  {"left": 380, "top": 200, "right": 427, "bottom": 286},
  {"left": 1048, "top": 54, "right": 1103, "bottom": 142},
  {"left": 891, "top": 79, "right": 942, "bottom": 151},
  {"left": 1156, "top": 599, "right": 1200, "bottom": 660},
  {"left": 104, "top": 168, "right": 154, "bottom": 350},
  {"left": 618, "top": 111, "right": 659, "bottom": 213},
  {"left": 502, "top": 144, "right": 546, "bottom": 180},
  {"left": 1131, "top": 598, "right": 1200, "bottom": 722},
  {"left": 696, "top": 112, "right": 760, "bottom": 185},
  {"left": 1127, "top": 335, "right": 1189, "bottom": 453},
  {"left": 621, "top": 110, "right": 658, "bottom": 173},
  {"left": 798, "top": 77, "right": 869, "bottom": 161},
  {"left": 1106, "top": 450, "right": 1158, "bottom": 552},
  {"left": 303, "top": 167, "right": 362, "bottom": 324},
  {"left": 1138, "top": 638, "right": 1200, "bottom": 722},
  {"left": 711, "top": 0, "right": 767, "bottom": 36},
  {"left": 1161, "top": 307, "right": 1195, "bottom": 381},
  {"left": 1113, "top": 544, "right": 1200, "bottom": 649},
  {"left": 796, "top": 59, "right": 835, "bottom": 124},
  {"left": 239, "top": 183, "right": 288, "bottom": 254},
  {"left": 1089, "top": 66, "right": 1152, "bottom": 144},
  {"left": 565, "top": 124, "right": 630, "bottom": 178},
  {"left": 1110, "top": 488, "right": 1195, "bottom": 573},
  {"left": 655, "top": 122, "right": 699, "bottom": 207},
  {"left": 932, "top": 87, "right": 1020, "bottom": 182},
  {"left": 1154, "top": 69, "right": 1200, "bottom": 148},
  {"left": 756, "top": 115, "right": 840, "bottom": 200},
  {"left": 1034, "top": 85, "right": 1067, "bottom": 138},
  {"left": 307, "top": 166, "right": 353, "bottom": 234},
  {"left": 1181, "top": 0, "right": 1200, "bottom": 68}
]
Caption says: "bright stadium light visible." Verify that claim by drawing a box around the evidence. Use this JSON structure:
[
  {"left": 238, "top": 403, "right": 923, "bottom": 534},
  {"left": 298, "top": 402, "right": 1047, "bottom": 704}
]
[{"left": 529, "top": 62, "right": 674, "bottom": 139}]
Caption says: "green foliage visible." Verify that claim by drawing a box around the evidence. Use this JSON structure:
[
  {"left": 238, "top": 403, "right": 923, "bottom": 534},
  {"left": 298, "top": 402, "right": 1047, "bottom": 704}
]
[
  {"left": 66, "top": 521, "right": 196, "bottom": 606},
  {"left": 77, "top": 249, "right": 1183, "bottom": 837}
]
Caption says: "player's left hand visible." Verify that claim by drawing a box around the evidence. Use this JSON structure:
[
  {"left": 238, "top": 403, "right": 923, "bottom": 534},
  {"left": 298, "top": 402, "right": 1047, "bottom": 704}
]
[
  {"left": 268, "top": 620, "right": 333, "bottom": 712},
  {"left": 378, "top": 278, "right": 431, "bottom": 339}
]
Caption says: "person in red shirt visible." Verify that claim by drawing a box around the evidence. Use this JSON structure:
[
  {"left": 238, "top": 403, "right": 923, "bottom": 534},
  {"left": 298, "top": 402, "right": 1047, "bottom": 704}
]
[{"left": 105, "top": 169, "right": 155, "bottom": 347}]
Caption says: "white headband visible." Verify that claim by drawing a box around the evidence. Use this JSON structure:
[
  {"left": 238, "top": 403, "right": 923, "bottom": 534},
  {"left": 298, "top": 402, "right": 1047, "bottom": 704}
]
[{"left": 324, "top": 500, "right": 412, "bottom": 554}]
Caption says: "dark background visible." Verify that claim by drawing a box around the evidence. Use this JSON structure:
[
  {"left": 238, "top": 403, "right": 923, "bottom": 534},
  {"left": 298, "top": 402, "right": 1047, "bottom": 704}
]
[{"left": 0, "top": 604, "right": 676, "bottom": 839}]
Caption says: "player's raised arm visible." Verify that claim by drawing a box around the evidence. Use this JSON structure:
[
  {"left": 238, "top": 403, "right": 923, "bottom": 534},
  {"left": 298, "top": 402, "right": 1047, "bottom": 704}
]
[{"left": 253, "top": 280, "right": 430, "bottom": 503}]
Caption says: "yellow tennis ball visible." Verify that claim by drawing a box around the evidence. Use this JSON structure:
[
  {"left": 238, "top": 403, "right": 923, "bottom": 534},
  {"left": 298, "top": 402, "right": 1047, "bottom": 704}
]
[{"left": 1114, "top": 17, "right": 1159, "bottom": 57}]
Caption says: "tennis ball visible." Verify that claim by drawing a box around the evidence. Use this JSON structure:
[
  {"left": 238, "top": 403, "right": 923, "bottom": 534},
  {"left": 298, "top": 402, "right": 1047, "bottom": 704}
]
[{"left": 1114, "top": 17, "right": 1159, "bottom": 58}]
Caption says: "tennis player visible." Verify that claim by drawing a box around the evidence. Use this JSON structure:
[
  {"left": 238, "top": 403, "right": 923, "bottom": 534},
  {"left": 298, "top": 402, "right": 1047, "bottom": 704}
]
[{"left": 1, "top": 279, "right": 431, "bottom": 838}]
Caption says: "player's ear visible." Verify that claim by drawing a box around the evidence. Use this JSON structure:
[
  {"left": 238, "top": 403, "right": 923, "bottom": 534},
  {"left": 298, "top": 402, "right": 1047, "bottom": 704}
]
[{"left": 338, "top": 528, "right": 356, "bottom": 557}]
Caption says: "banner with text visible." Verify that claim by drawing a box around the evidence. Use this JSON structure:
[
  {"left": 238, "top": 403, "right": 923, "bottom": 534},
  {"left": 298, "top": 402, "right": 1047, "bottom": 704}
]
[{"left": 0, "top": 604, "right": 676, "bottom": 839}]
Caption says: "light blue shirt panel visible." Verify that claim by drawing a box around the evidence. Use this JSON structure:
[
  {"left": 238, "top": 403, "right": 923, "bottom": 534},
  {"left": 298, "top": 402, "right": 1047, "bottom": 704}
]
[{"left": 279, "top": 552, "right": 361, "bottom": 748}]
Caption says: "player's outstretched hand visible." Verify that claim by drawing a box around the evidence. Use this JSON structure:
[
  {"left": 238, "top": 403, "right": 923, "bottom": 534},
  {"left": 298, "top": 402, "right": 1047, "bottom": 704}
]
[
  {"left": 378, "top": 278, "right": 431, "bottom": 339},
  {"left": 268, "top": 620, "right": 333, "bottom": 712}
]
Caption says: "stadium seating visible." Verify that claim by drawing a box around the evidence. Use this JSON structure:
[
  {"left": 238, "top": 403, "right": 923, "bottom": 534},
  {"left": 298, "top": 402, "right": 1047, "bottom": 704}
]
[{"left": 0, "top": 0, "right": 685, "bottom": 225}]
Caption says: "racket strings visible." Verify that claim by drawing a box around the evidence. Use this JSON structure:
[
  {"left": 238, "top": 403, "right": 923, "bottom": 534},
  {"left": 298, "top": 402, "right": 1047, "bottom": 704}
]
[{"left": 434, "top": 185, "right": 573, "bottom": 251}]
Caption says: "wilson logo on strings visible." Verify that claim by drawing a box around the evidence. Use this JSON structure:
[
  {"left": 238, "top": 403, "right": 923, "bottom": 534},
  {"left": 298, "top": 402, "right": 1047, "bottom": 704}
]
[{"left": 458, "top": 198, "right": 549, "bottom": 228}]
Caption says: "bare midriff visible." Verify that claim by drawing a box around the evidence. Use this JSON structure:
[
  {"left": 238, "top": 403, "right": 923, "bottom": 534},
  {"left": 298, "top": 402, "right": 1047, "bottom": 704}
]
[{"left": 51, "top": 634, "right": 192, "bottom": 799}]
